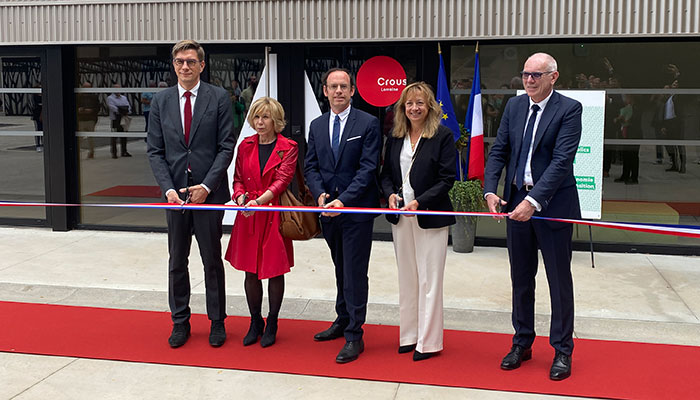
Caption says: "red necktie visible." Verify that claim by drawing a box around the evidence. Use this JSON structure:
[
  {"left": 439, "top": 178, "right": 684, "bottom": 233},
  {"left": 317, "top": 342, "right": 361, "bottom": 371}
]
[{"left": 183, "top": 91, "right": 192, "bottom": 145}]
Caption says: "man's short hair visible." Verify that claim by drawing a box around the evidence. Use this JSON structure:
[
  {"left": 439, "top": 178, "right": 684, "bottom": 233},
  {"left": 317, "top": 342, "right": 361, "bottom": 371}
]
[
  {"left": 321, "top": 67, "right": 355, "bottom": 88},
  {"left": 171, "top": 40, "right": 205, "bottom": 61}
]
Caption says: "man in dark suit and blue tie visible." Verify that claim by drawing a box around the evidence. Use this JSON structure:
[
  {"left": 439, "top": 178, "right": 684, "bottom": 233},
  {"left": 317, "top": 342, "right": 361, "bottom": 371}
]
[
  {"left": 484, "top": 53, "right": 582, "bottom": 380},
  {"left": 147, "top": 40, "right": 235, "bottom": 349},
  {"left": 304, "top": 68, "right": 381, "bottom": 363}
]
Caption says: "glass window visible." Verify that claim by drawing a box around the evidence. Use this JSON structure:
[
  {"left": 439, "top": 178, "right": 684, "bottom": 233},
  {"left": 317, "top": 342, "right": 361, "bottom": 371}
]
[
  {"left": 0, "top": 56, "right": 46, "bottom": 221},
  {"left": 75, "top": 46, "right": 265, "bottom": 228},
  {"left": 75, "top": 45, "right": 172, "bottom": 227},
  {"left": 451, "top": 42, "right": 700, "bottom": 248}
]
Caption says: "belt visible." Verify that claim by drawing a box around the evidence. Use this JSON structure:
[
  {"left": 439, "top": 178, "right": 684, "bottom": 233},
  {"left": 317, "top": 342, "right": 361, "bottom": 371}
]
[{"left": 524, "top": 184, "right": 534, "bottom": 192}]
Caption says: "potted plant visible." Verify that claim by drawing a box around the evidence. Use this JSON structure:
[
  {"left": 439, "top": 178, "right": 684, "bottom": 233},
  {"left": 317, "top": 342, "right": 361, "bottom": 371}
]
[{"left": 449, "top": 123, "right": 485, "bottom": 253}]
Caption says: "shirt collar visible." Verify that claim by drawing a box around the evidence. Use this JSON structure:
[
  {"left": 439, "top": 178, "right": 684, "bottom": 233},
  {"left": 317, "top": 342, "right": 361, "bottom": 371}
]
[
  {"left": 178, "top": 81, "right": 201, "bottom": 98},
  {"left": 331, "top": 105, "right": 351, "bottom": 121},
  {"left": 529, "top": 90, "right": 553, "bottom": 111}
]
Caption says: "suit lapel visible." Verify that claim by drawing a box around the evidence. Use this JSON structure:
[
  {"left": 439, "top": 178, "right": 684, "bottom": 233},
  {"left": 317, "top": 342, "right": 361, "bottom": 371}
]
[
  {"left": 188, "top": 82, "right": 211, "bottom": 146},
  {"left": 533, "top": 91, "right": 559, "bottom": 151},
  {"left": 512, "top": 95, "right": 529, "bottom": 161},
  {"left": 316, "top": 113, "right": 334, "bottom": 166},
  {"left": 167, "top": 87, "right": 185, "bottom": 145},
  {"left": 335, "top": 107, "right": 357, "bottom": 166}
]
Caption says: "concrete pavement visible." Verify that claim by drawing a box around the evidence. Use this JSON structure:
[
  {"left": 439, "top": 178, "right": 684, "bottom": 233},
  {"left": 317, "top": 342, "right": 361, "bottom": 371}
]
[{"left": 1, "top": 226, "right": 699, "bottom": 399}]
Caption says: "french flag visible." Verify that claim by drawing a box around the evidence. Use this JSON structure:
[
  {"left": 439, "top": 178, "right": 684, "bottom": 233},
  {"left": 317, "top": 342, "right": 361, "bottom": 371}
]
[{"left": 465, "top": 49, "right": 484, "bottom": 183}]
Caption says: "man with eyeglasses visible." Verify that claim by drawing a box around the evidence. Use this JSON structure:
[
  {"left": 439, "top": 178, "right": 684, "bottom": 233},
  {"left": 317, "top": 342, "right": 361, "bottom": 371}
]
[
  {"left": 484, "top": 53, "right": 582, "bottom": 381},
  {"left": 304, "top": 67, "right": 381, "bottom": 363},
  {"left": 147, "top": 39, "right": 235, "bottom": 349}
]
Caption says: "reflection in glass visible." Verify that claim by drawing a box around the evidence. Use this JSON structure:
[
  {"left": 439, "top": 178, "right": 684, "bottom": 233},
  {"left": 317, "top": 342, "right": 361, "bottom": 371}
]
[
  {"left": 76, "top": 46, "right": 171, "bottom": 227},
  {"left": 451, "top": 42, "right": 700, "bottom": 248},
  {"left": 0, "top": 56, "right": 45, "bottom": 220}
]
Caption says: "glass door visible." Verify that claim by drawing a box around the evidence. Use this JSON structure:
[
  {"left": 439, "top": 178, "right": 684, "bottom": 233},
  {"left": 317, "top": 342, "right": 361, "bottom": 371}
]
[{"left": 0, "top": 55, "right": 46, "bottom": 222}]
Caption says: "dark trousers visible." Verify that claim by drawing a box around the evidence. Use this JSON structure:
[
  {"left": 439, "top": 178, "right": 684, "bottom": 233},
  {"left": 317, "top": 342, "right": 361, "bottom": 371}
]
[
  {"left": 620, "top": 145, "right": 640, "bottom": 180},
  {"left": 110, "top": 119, "right": 127, "bottom": 156},
  {"left": 506, "top": 187, "right": 575, "bottom": 355},
  {"left": 321, "top": 217, "right": 374, "bottom": 342},
  {"left": 166, "top": 208, "right": 226, "bottom": 324},
  {"left": 144, "top": 111, "right": 150, "bottom": 133}
]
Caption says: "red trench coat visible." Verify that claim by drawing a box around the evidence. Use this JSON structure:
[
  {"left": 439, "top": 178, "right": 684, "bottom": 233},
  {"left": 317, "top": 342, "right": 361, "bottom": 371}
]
[{"left": 225, "top": 133, "right": 298, "bottom": 279}]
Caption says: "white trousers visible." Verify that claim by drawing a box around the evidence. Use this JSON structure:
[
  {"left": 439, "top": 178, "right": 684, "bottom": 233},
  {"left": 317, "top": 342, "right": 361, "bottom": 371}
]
[{"left": 391, "top": 216, "right": 449, "bottom": 353}]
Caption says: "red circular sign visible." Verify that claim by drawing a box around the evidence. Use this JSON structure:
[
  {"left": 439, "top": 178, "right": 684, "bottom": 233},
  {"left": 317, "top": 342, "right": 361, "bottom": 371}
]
[{"left": 356, "top": 56, "right": 407, "bottom": 107}]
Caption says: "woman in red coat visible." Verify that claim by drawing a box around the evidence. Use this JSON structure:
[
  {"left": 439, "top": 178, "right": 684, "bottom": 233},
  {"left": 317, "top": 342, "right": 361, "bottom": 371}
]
[{"left": 225, "top": 97, "right": 298, "bottom": 348}]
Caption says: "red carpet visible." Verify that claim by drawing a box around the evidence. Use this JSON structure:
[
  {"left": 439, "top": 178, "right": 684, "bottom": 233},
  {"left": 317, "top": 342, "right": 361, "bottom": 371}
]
[
  {"left": 1, "top": 301, "right": 698, "bottom": 399},
  {"left": 87, "top": 185, "right": 162, "bottom": 198}
]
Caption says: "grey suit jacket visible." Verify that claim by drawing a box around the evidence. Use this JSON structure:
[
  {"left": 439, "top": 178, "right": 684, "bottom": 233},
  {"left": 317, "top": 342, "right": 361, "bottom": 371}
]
[{"left": 147, "top": 81, "right": 236, "bottom": 204}]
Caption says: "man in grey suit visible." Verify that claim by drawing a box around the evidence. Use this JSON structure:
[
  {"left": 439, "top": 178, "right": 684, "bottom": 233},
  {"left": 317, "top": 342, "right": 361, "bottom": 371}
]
[{"left": 147, "top": 40, "right": 236, "bottom": 349}]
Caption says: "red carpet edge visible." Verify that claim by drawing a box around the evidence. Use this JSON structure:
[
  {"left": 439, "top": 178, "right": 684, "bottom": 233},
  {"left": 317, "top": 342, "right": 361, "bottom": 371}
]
[{"left": 1, "top": 301, "right": 698, "bottom": 399}]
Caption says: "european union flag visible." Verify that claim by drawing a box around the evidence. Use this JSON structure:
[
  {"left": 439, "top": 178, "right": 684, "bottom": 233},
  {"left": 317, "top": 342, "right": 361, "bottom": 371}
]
[{"left": 436, "top": 52, "right": 461, "bottom": 143}]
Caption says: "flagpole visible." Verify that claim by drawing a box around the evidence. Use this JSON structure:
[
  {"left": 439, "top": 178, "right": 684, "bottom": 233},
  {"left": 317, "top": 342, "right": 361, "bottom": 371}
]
[{"left": 264, "top": 46, "right": 271, "bottom": 97}]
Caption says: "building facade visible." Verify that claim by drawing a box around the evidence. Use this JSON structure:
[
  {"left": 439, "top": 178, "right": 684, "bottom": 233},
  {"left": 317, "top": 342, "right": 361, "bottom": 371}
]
[{"left": 1, "top": 0, "right": 699, "bottom": 254}]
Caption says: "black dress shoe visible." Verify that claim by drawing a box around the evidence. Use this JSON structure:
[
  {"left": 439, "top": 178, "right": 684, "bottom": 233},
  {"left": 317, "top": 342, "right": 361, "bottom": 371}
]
[
  {"left": 336, "top": 340, "right": 364, "bottom": 363},
  {"left": 398, "top": 344, "right": 416, "bottom": 354},
  {"left": 314, "top": 322, "right": 345, "bottom": 342},
  {"left": 500, "top": 344, "right": 532, "bottom": 370},
  {"left": 413, "top": 350, "right": 438, "bottom": 361},
  {"left": 209, "top": 320, "right": 226, "bottom": 347},
  {"left": 243, "top": 315, "right": 265, "bottom": 346},
  {"left": 550, "top": 351, "right": 572, "bottom": 381},
  {"left": 260, "top": 316, "right": 278, "bottom": 348},
  {"left": 121, "top": 152, "right": 132, "bottom": 157},
  {"left": 168, "top": 322, "right": 191, "bottom": 348}
]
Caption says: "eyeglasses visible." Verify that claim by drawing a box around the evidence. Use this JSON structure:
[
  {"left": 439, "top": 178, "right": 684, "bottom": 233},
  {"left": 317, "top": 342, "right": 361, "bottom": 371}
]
[
  {"left": 173, "top": 58, "right": 201, "bottom": 68},
  {"left": 326, "top": 84, "right": 351, "bottom": 92},
  {"left": 520, "top": 71, "right": 555, "bottom": 80}
]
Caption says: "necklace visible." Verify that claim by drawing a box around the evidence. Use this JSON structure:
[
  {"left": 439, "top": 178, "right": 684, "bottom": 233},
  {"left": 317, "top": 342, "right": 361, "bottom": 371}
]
[{"left": 409, "top": 132, "right": 421, "bottom": 151}]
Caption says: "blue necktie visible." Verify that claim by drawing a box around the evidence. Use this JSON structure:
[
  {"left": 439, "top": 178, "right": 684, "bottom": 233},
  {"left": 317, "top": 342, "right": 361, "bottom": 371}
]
[
  {"left": 515, "top": 104, "right": 540, "bottom": 189},
  {"left": 331, "top": 115, "right": 341, "bottom": 160}
]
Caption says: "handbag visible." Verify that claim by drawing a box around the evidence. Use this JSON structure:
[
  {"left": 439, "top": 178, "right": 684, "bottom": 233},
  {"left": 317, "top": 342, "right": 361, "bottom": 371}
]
[{"left": 278, "top": 162, "right": 321, "bottom": 240}]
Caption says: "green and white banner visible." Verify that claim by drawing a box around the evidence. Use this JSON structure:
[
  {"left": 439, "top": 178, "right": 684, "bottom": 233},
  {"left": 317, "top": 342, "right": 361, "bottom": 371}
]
[{"left": 518, "top": 90, "right": 605, "bottom": 219}]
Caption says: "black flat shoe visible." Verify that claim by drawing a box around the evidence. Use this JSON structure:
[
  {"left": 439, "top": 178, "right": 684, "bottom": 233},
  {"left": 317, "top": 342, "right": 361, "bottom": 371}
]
[
  {"left": 550, "top": 351, "right": 572, "bottom": 381},
  {"left": 314, "top": 322, "right": 345, "bottom": 342},
  {"left": 168, "top": 322, "right": 191, "bottom": 348},
  {"left": 413, "top": 350, "right": 438, "bottom": 361},
  {"left": 398, "top": 344, "right": 416, "bottom": 354},
  {"left": 500, "top": 344, "right": 532, "bottom": 370},
  {"left": 336, "top": 340, "right": 364, "bottom": 363},
  {"left": 260, "top": 316, "right": 278, "bottom": 348},
  {"left": 242, "top": 315, "right": 264, "bottom": 346}
]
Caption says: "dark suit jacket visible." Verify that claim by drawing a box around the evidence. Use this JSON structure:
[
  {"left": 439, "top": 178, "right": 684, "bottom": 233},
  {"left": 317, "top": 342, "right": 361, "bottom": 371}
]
[
  {"left": 484, "top": 91, "right": 582, "bottom": 218},
  {"left": 304, "top": 106, "right": 381, "bottom": 222},
  {"left": 147, "top": 82, "right": 236, "bottom": 204},
  {"left": 380, "top": 125, "right": 456, "bottom": 229}
]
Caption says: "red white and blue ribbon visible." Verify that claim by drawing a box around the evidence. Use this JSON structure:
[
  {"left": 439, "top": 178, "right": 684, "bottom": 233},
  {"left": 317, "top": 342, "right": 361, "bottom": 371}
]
[{"left": 1, "top": 201, "right": 699, "bottom": 239}]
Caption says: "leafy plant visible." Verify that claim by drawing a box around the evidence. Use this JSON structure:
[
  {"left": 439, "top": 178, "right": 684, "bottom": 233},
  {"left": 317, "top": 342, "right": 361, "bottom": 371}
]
[{"left": 448, "top": 180, "right": 485, "bottom": 214}]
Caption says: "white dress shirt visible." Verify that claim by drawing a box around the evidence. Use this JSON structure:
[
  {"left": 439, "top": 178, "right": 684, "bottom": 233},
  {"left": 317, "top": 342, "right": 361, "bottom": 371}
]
[
  {"left": 177, "top": 81, "right": 200, "bottom": 133},
  {"left": 328, "top": 104, "right": 351, "bottom": 144},
  {"left": 398, "top": 135, "right": 421, "bottom": 204},
  {"left": 165, "top": 81, "right": 209, "bottom": 197},
  {"left": 518, "top": 92, "right": 554, "bottom": 212}
]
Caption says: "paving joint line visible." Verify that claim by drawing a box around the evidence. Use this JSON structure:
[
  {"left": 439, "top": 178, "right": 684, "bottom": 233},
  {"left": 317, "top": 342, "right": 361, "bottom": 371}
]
[
  {"left": 645, "top": 255, "right": 700, "bottom": 323},
  {"left": 9, "top": 357, "right": 80, "bottom": 399}
]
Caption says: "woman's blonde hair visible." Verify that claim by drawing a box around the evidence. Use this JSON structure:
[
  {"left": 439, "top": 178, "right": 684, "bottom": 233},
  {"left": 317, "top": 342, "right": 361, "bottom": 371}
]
[
  {"left": 247, "top": 97, "right": 287, "bottom": 133},
  {"left": 392, "top": 82, "right": 442, "bottom": 139}
]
